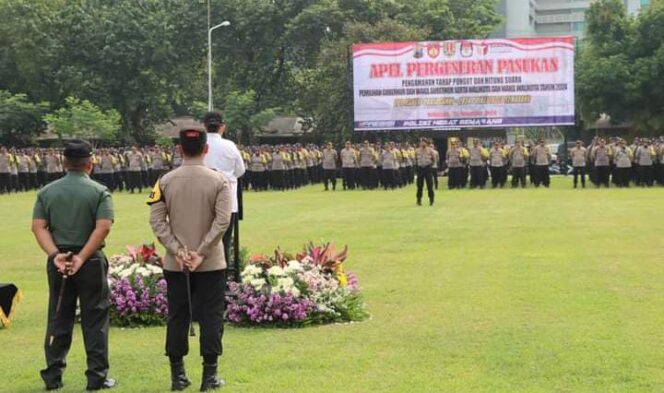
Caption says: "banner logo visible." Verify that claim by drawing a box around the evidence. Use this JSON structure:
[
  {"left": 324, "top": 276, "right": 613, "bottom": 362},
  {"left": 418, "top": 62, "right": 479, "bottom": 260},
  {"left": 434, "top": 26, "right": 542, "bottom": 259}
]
[
  {"left": 443, "top": 41, "right": 456, "bottom": 57},
  {"left": 427, "top": 43, "right": 441, "bottom": 59},
  {"left": 413, "top": 43, "right": 424, "bottom": 59},
  {"left": 460, "top": 41, "right": 473, "bottom": 57},
  {"left": 478, "top": 42, "right": 490, "bottom": 56}
]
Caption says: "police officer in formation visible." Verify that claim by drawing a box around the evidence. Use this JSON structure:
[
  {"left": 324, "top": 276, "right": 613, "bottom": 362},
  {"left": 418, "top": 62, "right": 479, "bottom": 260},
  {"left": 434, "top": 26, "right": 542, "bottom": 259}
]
[
  {"left": 322, "top": 142, "right": 338, "bottom": 191},
  {"left": 570, "top": 140, "right": 587, "bottom": 188},
  {"left": 468, "top": 139, "right": 489, "bottom": 189},
  {"left": 415, "top": 138, "right": 436, "bottom": 206},
  {"left": 4, "top": 136, "right": 664, "bottom": 196},
  {"left": 509, "top": 140, "right": 529, "bottom": 188},
  {"left": 31, "top": 140, "right": 116, "bottom": 391},
  {"left": 149, "top": 127, "right": 232, "bottom": 391}
]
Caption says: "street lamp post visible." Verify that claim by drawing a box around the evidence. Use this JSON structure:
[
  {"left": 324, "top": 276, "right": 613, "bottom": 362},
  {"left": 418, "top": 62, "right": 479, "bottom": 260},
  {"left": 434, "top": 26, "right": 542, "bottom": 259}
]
[{"left": 208, "top": 20, "right": 231, "bottom": 111}]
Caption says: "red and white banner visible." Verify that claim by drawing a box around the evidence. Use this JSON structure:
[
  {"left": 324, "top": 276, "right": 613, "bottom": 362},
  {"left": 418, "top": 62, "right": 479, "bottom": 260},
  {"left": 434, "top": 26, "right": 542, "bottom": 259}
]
[{"left": 352, "top": 37, "right": 575, "bottom": 131}]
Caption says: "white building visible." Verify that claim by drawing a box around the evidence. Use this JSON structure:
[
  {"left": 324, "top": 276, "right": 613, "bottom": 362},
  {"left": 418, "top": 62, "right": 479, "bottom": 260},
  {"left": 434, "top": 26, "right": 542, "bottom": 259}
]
[{"left": 493, "top": 0, "right": 652, "bottom": 39}]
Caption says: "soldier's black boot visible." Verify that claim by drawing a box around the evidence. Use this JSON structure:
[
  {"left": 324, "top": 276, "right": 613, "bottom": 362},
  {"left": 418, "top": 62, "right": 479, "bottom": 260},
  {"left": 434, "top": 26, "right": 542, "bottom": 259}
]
[
  {"left": 171, "top": 361, "right": 192, "bottom": 391},
  {"left": 416, "top": 198, "right": 422, "bottom": 206},
  {"left": 200, "top": 363, "right": 225, "bottom": 391},
  {"left": 429, "top": 196, "right": 434, "bottom": 206}
]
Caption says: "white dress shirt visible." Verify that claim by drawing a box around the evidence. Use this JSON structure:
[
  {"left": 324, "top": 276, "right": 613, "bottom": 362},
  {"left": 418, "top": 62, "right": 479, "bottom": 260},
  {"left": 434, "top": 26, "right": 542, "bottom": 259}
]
[{"left": 204, "top": 132, "right": 246, "bottom": 212}]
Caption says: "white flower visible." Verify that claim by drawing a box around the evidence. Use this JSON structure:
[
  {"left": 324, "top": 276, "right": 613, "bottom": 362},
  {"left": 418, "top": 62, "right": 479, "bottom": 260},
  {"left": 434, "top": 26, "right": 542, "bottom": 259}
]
[
  {"left": 267, "top": 266, "right": 286, "bottom": 277},
  {"left": 135, "top": 267, "right": 152, "bottom": 277},
  {"left": 277, "top": 277, "right": 294, "bottom": 290},
  {"left": 290, "top": 287, "right": 301, "bottom": 297},
  {"left": 284, "top": 260, "right": 303, "bottom": 274},
  {"left": 118, "top": 269, "right": 132, "bottom": 278},
  {"left": 242, "top": 264, "right": 263, "bottom": 277},
  {"left": 250, "top": 278, "right": 266, "bottom": 290},
  {"left": 147, "top": 264, "right": 162, "bottom": 274}
]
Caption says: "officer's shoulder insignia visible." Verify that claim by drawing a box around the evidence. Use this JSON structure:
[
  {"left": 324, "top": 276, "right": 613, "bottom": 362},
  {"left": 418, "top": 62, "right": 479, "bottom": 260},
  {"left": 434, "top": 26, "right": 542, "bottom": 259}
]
[{"left": 147, "top": 180, "right": 164, "bottom": 206}]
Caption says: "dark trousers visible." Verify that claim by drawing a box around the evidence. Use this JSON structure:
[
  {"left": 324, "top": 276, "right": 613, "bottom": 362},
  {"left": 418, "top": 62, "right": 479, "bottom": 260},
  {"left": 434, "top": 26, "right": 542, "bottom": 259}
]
[
  {"left": 511, "top": 167, "right": 526, "bottom": 188},
  {"left": 99, "top": 173, "right": 115, "bottom": 192},
  {"left": 128, "top": 171, "right": 142, "bottom": 192},
  {"left": 10, "top": 174, "right": 18, "bottom": 191},
  {"left": 323, "top": 169, "right": 337, "bottom": 190},
  {"left": 164, "top": 270, "right": 226, "bottom": 358},
  {"left": 615, "top": 167, "right": 631, "bottom": 187},
  {"left": 534, "top": 165, "right": 550, "bottom": 187},
  {"left": 416, "top": 166, "right": 434, "bottom": 202},
  {"left": 42, "top": 254, "right": 109, "bottom": 388},
  {"left": 638, "top": 165, "right": 653, "bottom": 187},
  {"left": 359, "top": 167, "right": 372, "bottom": 189},
  {"left": 572, "top": 166, "right": 586, "bottom": 188},
  {"left": 271, "top": 170, "right": 285, "bottom": 190},
  {"left": 18, "top": 172, "right": 30, "bottom": 191},
  {"left": 382, "top": 169, "right": 396, "bottom": 190},
  {"left": 342, "top": 168, "right": 355, "bottom": 190},
  {"left": 0, "top": 173, "right": 11, "bottom": 193},
  {"left": 595, "top": 165, "right": 610, "bottom": 187},
  {"left": 223, "top": 212, "right": 236, "bottom": 263},
  {"left": 448, "top": 167, "right": 464, "bottom": 189},
  {"left": 30, "top": 173, "right": 38, "bottom": 190},
  {"left": 490, "top": 166, "right": 506, "bottom": 188},
  {"left": 150, "top": 169, "right": 164, "bottom": 185},
  {"left": 469, "top": 166, "right": 486, "bottom": 188}
]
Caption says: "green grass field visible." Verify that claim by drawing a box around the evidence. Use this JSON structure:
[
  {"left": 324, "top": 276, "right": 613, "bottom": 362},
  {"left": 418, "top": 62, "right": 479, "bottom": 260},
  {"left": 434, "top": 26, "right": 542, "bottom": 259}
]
[{"left": 1, "top": 177, "right": 663, "bottom": 392}]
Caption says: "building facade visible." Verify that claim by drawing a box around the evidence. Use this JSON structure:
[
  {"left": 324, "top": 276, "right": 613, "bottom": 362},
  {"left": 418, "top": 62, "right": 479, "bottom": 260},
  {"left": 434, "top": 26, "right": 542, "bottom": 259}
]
[{"left": 493, "top": 0, "right": 651, "bottom": 40}]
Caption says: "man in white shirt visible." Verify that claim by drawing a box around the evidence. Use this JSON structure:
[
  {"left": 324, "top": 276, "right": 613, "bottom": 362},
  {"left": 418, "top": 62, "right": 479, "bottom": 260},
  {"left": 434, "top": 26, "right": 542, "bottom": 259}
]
[{"left": 202, "top": 112, "right": 246, "bottom": 278}]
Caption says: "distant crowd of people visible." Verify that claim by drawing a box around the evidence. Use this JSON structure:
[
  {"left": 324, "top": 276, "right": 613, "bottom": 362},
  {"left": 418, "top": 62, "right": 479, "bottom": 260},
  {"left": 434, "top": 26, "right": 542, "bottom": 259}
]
[
  {"left": 0, "top": 145, "right": 179, "bottom": 194},
  {"left": 1, "top": 136, "right": 663, "bottom": 195}
]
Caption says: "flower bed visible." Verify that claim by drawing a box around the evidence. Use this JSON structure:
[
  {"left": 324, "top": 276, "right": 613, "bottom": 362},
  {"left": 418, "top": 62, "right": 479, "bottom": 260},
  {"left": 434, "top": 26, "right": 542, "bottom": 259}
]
[
  {"left": 107, "top": 242, "right": 368, "bottom": 328},
  {"left": 108, "top": 244, "right": 168, "bottom": 327},
  {"left": 226, "top": 243, "right": 368, "bottom": 327}
]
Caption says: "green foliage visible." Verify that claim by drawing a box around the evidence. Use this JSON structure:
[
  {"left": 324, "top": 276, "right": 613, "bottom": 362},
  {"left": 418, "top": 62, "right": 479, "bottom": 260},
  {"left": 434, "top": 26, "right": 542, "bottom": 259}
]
[
  {"left": 223, "top": 90, "right": 278, "bottom": 144},
  {"left": 577, "top": 0, "right": 664, "bottom": 133},
  {"left": 0, "top": 90, "right": 50, "bottom": 146},
  {"left": 44, "top": 97, "right": 121, "bottom": 144},
  {"left": 0, "top": 0, "right": 503, "bottom": 144}
]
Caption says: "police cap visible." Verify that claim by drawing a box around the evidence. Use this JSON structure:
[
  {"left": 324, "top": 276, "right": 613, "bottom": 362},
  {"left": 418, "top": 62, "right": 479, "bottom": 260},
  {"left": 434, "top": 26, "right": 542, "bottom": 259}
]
[{"left": 63, "top": 139, "right": 93, "bottom": 159}]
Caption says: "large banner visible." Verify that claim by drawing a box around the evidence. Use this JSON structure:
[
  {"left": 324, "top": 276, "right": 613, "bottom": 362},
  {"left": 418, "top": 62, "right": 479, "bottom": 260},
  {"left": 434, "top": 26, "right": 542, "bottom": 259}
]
[{"left": 352, "top": 37, "right": 575, "bottom": 131}]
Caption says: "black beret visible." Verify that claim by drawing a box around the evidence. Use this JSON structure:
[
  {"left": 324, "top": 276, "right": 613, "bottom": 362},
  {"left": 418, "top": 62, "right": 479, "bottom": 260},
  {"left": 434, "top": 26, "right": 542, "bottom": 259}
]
[{"left": 64, "top": 139, "right": 92, "bottom": 159}]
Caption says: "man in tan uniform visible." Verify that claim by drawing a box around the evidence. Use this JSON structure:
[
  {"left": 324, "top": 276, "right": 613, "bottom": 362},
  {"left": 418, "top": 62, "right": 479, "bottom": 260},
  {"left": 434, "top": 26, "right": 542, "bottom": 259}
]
[
  {"left": 0, "top": 146, "right": 14, "bottom": 194},
  {"left": 148, "top": 127, "right": 232, "bottom": 392},
  {"left": 125, "top": 146, "right": 143, "bottom": 193},
  {"left": 415, "top": 138, "right": 436, "bottom": 206}
]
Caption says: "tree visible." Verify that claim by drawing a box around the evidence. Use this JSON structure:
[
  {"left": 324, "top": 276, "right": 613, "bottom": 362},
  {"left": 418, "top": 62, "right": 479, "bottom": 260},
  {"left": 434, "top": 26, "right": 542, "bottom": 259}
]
[
  {"left": 0, "top": 90, "right": 50, "bottom": 146},
  {"left": 44, "top": 96, "right": 121, "bottom": 144},
  {"left": 577, "top": 0, "right": 664, "bottom": 133}
]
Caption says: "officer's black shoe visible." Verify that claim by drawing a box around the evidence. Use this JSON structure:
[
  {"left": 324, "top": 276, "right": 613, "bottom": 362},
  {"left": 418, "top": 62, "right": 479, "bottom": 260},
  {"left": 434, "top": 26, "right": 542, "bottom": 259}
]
[
  {"left": 416, "top": 199, "right": 422, "bottom": 206},
  {"left": 45, "top": 381, "right": 63, "bottom": 391},
  {"left": 200, "top": 364, "right": 226, "bottom": 391},
  {"left": 429, "top": 198, "right": 434, "bottom": 206},
  {"left": 171, "top": 362, "right": 192, "bottom": 391},
  {"left": 86, "top": 378, "right": 117, "bottom": 391}
]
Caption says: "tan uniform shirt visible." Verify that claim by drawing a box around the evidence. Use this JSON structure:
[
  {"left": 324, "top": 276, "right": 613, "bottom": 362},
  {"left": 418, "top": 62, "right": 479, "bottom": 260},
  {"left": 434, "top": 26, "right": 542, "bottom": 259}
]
[
  {"left": 570, "top": 147, "right": 587, "bottom": 167},
  {"left": 149, "top": 160, "right": 232, "bottom": 272},
  {"left": 340, "top": 148, "right": 356, "bottom": 168},
  {"left": 322, "top": 149, "right": 338, "bottom": 170},
  {"left": 415, "top": 147, "right": 435, "bottom": 167},
  {"left": 127, "top": 152, "right": 143, "bottom": 171}
]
